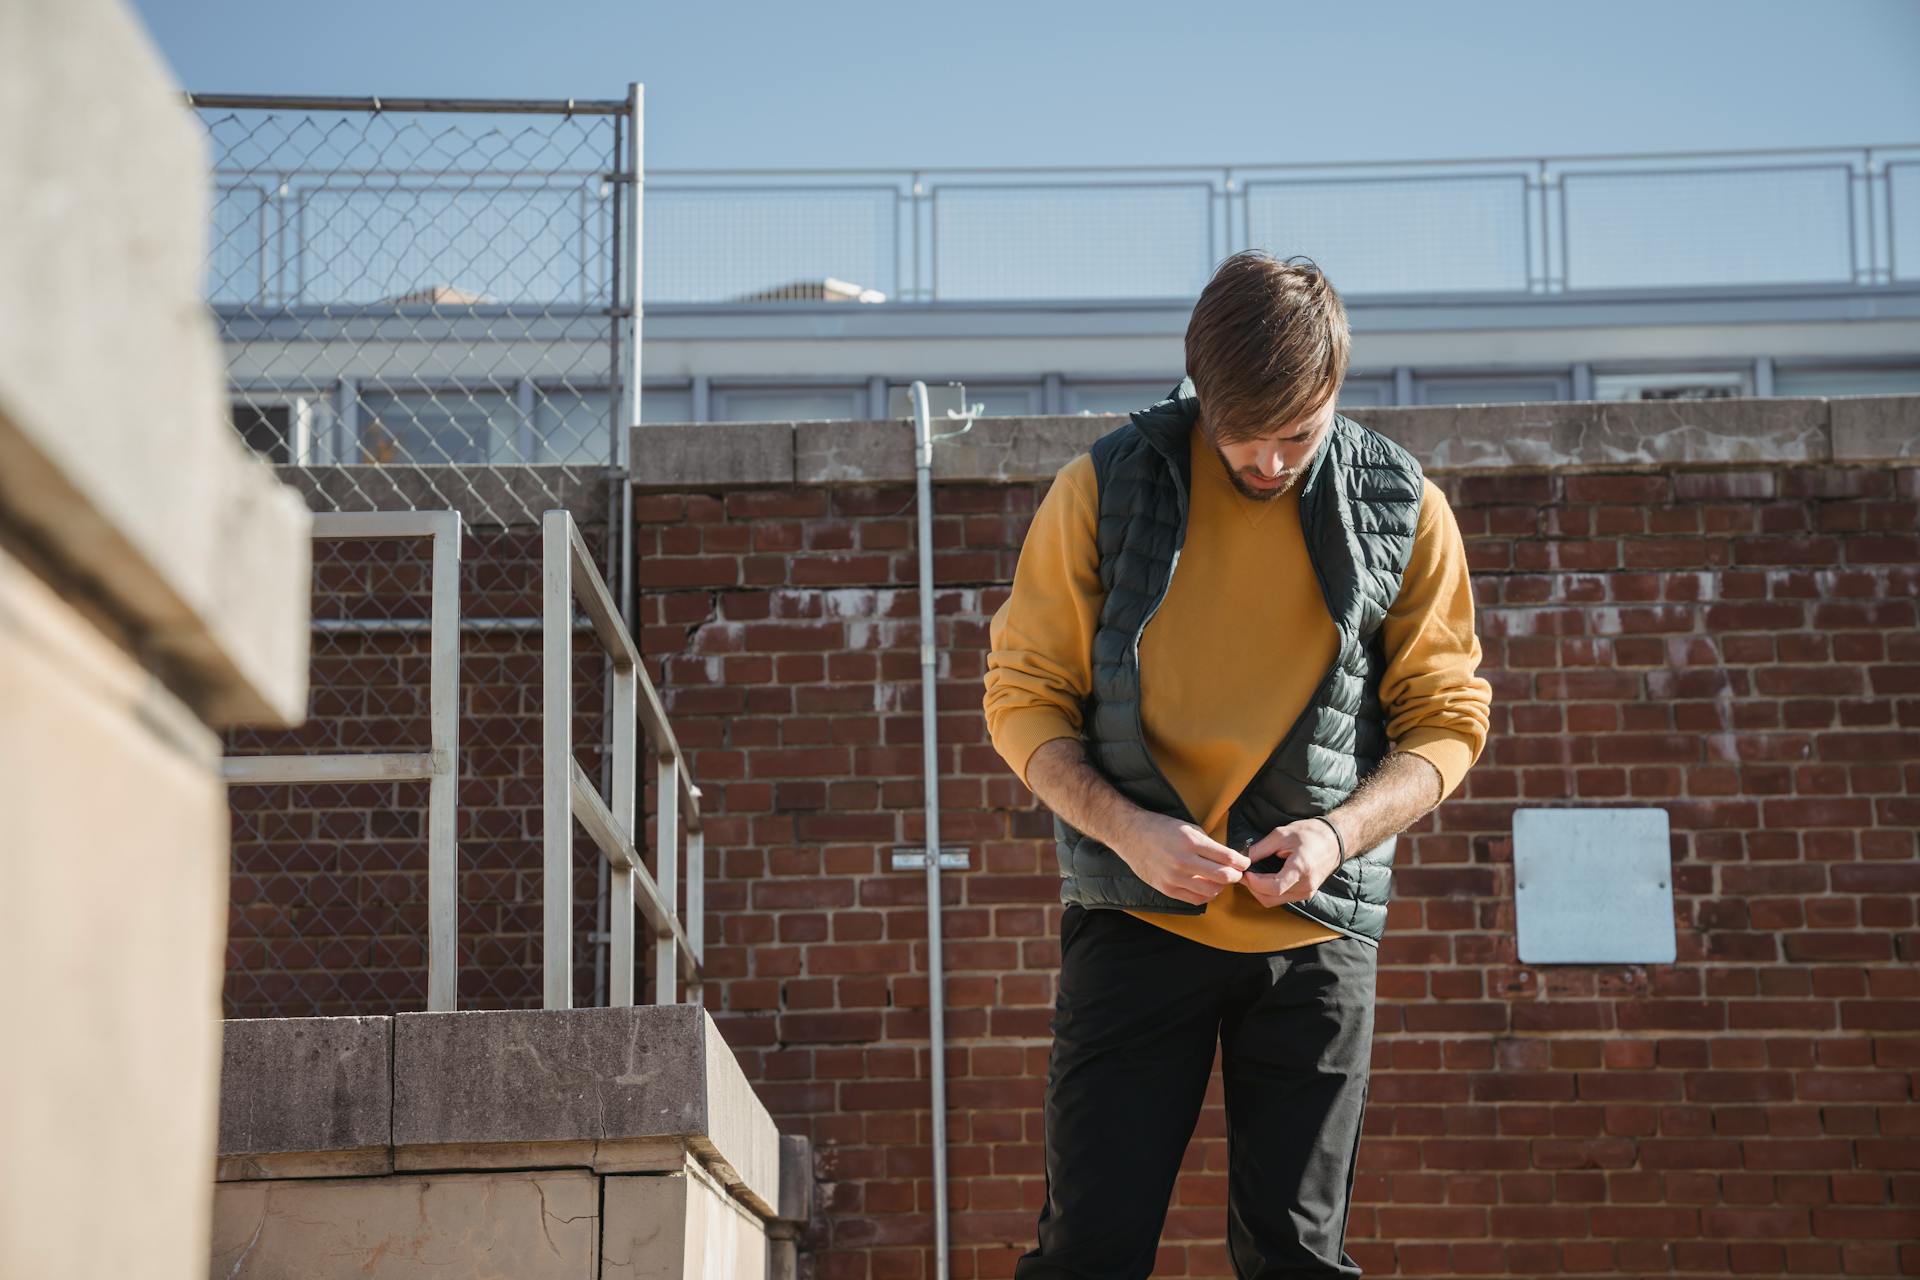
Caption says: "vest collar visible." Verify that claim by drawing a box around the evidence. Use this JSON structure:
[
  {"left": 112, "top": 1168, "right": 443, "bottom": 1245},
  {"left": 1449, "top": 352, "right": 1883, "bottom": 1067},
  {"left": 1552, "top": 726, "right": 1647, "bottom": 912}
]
[
  {"left": 1129, "top": 375, "right": 1343, "bottom": 506},
  {"left": 1127, "top": 376, "right": 1202, "bottom": 466}
]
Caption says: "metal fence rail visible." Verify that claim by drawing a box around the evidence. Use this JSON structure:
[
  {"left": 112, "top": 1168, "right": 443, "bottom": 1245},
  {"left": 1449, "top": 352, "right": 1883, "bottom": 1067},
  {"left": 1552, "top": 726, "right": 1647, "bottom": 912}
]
[
  {"left": 543, "top": 510, "right": 704, "bottom": 1010},
  {"left": 222, "top": 511, "right": 462, "bottom": 1011},
  {"left": 655, "top": 145, "right": 1919, "bottom": 301}
]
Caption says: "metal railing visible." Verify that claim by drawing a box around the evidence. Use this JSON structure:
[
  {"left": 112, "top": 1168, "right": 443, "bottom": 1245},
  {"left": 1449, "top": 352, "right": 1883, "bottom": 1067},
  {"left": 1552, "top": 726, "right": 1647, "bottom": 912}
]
[
  {"left": 195, "top": 133, "right": 1920, "bottom": 307},
  {"left": 543, "top": 509, "right": 703, "bottom": 1009},
  {"left": 221, "top": 511, "right": 462, "bottom": 1011},
  {"left": 651, "top": 145, "right": 1917, "bottom": 301}
]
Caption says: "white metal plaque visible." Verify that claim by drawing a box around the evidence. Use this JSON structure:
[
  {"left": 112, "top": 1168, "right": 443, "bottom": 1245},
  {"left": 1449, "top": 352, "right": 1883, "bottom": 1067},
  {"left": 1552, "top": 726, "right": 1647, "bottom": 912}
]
[{"left": 1513, "top": 807, "right": 1676, "bottom": 964}]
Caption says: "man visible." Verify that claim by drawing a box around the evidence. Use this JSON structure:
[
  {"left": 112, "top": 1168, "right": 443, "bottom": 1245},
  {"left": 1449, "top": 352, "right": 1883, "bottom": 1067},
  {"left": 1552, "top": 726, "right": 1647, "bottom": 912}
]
[{"left": 983, "top": 249, "right": 1492, "bottom": 1278}]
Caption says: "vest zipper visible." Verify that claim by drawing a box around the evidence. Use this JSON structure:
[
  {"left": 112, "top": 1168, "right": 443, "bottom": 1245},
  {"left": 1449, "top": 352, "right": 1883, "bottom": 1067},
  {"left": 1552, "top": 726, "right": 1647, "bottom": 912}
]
[{"left": 1129, "top": 452, "right": 1201, "bottom": 828}]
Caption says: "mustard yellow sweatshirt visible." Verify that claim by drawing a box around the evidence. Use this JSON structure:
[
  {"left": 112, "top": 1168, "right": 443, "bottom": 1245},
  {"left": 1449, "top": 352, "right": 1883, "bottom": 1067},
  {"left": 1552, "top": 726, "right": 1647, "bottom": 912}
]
[{"left": 983, "top": 422, "right": 1491, "bottom": 953}]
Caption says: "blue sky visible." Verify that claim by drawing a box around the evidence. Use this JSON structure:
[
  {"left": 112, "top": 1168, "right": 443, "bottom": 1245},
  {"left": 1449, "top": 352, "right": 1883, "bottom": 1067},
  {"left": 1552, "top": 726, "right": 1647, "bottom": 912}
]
[{"left": 131, "top": 0, "right": 1920, "bottom": 171}]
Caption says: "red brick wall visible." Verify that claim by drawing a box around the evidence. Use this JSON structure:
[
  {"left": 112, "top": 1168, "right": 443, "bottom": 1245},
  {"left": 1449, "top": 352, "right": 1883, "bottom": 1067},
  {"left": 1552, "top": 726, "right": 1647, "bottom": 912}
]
[
  {"left": 632, "top": 465, "right": 1920, "bottom": 1279},
  {"left": 224, "top": 462, "right": 1920, "bottom": 1276}
]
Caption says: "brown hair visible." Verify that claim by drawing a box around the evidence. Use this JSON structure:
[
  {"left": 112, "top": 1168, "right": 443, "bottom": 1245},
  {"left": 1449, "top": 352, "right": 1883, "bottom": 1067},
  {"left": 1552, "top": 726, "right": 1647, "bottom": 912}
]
[{"left": 1184, "top": 250, "right": 1350, "bottom": 445}]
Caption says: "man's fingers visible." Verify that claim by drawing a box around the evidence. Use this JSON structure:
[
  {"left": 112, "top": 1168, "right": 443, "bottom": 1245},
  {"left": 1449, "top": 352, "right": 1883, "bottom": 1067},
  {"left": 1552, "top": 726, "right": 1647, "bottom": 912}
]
[
  {"left": 1181, "top": 853, "right": 1242, "bottom": 885},
  {"left": 1190, "top": 836, "right": 1251, "bottom": 869},
  {"left": 1247, "top": 858, "right": 1307, "bottom": 901},
  {"left": 1163, "top": 876, "right": 1216, "bottom": 904},
  {"left": 1246, "top": 827, "right": 1298, "bottom": 862}
]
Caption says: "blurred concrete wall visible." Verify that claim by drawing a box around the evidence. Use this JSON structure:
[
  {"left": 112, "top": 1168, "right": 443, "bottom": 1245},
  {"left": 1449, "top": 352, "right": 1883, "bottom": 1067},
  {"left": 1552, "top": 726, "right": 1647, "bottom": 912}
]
[{"left": 0, "top": 0, "right": 310, "bottom": 1277}]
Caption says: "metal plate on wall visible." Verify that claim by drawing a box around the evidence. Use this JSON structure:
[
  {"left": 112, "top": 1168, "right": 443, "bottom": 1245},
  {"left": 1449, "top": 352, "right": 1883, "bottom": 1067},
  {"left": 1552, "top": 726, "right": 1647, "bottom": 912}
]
[{"left": 1513, "top": 807, "right": 1676, "bottom": 964}]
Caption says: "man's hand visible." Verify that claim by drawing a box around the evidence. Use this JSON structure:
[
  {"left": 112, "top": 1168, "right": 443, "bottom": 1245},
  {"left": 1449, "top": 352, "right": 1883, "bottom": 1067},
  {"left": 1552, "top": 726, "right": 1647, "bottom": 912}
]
[
  {"left": 1111, "top": 810, "right": 1252, "bottom": 906},
  {"left": 1237, "top": 750, "right": 1447, "bottom": 911},
  {"left": 1240, "top": 818, "right": 1344, "bottom": 908},
  {"left": 1022, "top": 738, "right": 1252, "bottom": 906}
]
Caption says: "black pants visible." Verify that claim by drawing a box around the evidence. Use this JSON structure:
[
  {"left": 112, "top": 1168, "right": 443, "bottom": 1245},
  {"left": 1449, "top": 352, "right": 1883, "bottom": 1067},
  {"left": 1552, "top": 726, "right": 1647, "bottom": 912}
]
[{"left": 1015, "top": 903, "right": 1377, "bottom": 1280}]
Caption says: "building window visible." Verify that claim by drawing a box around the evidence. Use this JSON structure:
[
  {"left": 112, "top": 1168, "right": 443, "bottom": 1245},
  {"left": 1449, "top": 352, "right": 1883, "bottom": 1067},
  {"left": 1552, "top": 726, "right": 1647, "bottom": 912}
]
[
  {"left": 356, "top": 388, "right": 517, "bottom": 465},
  {"left": 534, "top": 386, "right": 696, "bottom": 462},
  {"left": 1591, "top": 370, "right": 1748, "bottom": 401},
  {"left": 886, "top": 383, "right": 1041, "bottom": 418},
  {"left": 1773, "top": 365, "right": 1920, "bottom": 397},
  {"left": 1064, "top": 380, "right": 1180, "bottom": 415},
  {"left": 711, "top": 386, "right": 864, "bottom": 422},
  {"left": 231, "top": 403, "right": 293, "bottom": 463},
  {"left": 1417, "top": 375, "right": 1569, "bottom": 406},
  {"left": 1336, "top": 379, "right": 1395, "bottom": 407},
  {"left": 639, "top": 386, "right": 696, "bottom": 425},
  {"left": 531, "top": 387, "right": 609, "bottom": 465},
  {"left": 229, "top": 395, "right": 323, "bottom": 464}
]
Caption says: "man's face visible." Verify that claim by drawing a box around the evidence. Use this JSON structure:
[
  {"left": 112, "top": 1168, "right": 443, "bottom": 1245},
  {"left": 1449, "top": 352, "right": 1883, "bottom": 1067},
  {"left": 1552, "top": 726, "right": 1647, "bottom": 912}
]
[{"left": 1204, "top": 391, "right": 1337, "bottom": 502}]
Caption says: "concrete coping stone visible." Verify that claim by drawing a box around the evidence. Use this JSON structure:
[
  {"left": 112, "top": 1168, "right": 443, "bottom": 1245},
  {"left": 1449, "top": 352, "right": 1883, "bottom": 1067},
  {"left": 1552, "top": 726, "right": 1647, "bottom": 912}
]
[
  {"left": 274, "top": 464, "right": 613, "bottom": 526},
  {"left": 217, "top": 1004, "right": 797, "bottom": 1222},
  {"left": 628, "top": 394, "right": 1920, "bottom": 489}
]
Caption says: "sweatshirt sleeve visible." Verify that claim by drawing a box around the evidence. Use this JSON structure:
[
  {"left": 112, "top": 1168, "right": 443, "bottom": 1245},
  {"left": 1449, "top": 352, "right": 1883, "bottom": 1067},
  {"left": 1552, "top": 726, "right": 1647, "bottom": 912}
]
[
  {"left": 1376, "top": 476, "right": 1493, "bottom": 804},
  {"left": 984, "top": 452, "right": 1104, "bottom": 789}
]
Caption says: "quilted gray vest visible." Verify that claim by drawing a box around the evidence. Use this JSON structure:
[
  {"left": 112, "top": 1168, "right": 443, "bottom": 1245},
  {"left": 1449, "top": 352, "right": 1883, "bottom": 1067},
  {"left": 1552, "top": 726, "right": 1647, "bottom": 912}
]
[{"left": 1052, "top": 376, "right": 1425, "bottom": 946}]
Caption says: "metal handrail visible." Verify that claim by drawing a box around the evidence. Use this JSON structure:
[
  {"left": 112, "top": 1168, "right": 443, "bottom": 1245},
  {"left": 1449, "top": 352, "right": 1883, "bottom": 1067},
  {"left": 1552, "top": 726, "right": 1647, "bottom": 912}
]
[
  {"left": 542, "top": 508, "right": 704, "bottom": 1009},
  {"left": 220, "top": 509, "right": 463, "bottom": 1011}
]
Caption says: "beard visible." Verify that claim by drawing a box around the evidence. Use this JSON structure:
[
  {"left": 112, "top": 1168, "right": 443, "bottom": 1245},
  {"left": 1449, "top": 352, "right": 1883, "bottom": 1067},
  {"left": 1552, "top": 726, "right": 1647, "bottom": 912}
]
[{"left": 1212, "top": 445, "right": 1302, "bottom": 501}]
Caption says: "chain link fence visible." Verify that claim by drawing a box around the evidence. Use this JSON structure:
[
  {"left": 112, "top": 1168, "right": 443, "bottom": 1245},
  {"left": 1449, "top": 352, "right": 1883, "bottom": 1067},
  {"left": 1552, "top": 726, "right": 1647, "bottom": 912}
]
[{"left": 196, "top": 93, "right": 643, "bottom": 1017}]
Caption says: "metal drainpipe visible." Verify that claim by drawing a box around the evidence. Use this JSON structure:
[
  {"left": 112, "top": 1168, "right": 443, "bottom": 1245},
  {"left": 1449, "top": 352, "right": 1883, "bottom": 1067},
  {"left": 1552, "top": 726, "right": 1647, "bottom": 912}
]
[{"left": 908, "top": 381, "right": 952, "bottom": 1280}]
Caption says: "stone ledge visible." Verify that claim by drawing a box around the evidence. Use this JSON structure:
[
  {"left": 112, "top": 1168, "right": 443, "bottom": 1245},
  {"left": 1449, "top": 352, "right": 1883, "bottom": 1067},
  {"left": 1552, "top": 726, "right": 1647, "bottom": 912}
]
[
  {"left": 635, "top": 418, "right": 795, "bottom": 487},
  {"left": 1830, "top": 395, "right": 1920, "bottom": 462},
  {"left": 627, "top": 394, "right": 1920, "bottom": 489},
  {"left": 218, "top": 1015, "right": 392, "bottom": 1180},
  {"left": 217, "top": 1004, "right": 799, "bottom": 1224},
  {"left": 1348, "top": 397, "right": 1831, "bottom": 470},
  {"left": 275, "top": 463, "right": 614, "bottom": 527}
]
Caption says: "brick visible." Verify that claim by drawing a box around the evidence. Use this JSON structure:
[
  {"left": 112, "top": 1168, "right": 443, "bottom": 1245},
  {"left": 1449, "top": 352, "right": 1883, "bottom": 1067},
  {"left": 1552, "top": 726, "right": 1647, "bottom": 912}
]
[
  {"left": 1593, "top": 734, "right": 1703, "bottom": 764},
  {"left": 1674, "top": 470, "right": 1778, "bottom": 501},
  {"left": 1621, "top": 539, "right": 1726, "bottom": 569},
  {"left": 1536, "top": 671, "right": 1644, "bottom": 700},
  {"left": 790, "top": 549, "right": 899, "bottom": 587},
  {"left": 1812, "top": 600, "right": 1917, "bottom": 630},
  {"left": 1704, "top": 602, "right": 1805, "bottom": 631},
  {"left": 1731, "top": 536, "right": 1845, "bottom": 565},
  {"left": 1753, "top": 667, "right": 1864, "bottom": 697},
  {"left": 803, "top": 522, "right": 854, "bottom": 552},
  {"left": 637, "top": 554, "right": 740, "bottom": 588},
  {"left": 1781, "top": 468, "right": 1895, "bottom": 499},
  {"left": 1813, "top": 731, "right": 1920, "bottom": 761},
  {"left": 1513, "top": 539, "right": 1621, "bottom": 572},
  {"left": 1845, "top": 534, "right": 1920, "bottom": 565},
  {"left": 631, "top": 493, "right": 686, "bottom": 522},
  {"left": 740, "top": 621, "right": 845, "bottom": 652},
  {"left": 1455, "top": 473, "right": 1557, "bottom": 507},
  {"left": 1565, "top": 473, "right": 1672, "bottom": 505},
  {"left": 724, "top": 489, "right": 829, "bottom": 519}
]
